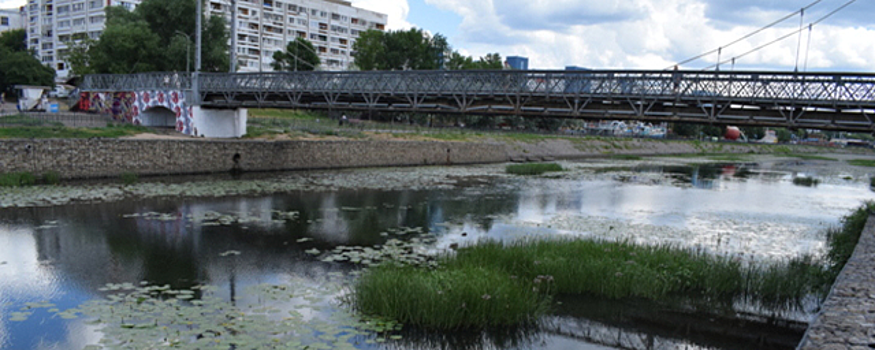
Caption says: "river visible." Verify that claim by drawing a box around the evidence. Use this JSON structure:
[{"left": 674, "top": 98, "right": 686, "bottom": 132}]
[{"left": 1, "top": 155, "right": 874, "bottom": 350}]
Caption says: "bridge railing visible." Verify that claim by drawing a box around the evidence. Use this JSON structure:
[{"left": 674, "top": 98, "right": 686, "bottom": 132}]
[
  {"left": 82, "top": 72, "right": 192, "bottom": 91},
  {"left": 81, "top": 70, "right": 875, "bottom": 106}
]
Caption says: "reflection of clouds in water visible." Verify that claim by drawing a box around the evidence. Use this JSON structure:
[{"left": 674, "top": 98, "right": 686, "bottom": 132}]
[
  {"left": 311, "top": 194, "right": 350, "bottom": 243},
  {"left": 0, "top": 226, "right": 61, "bottom": 300},
  {"left": 32, "top": 321, "right": 103, "bottom": 350}
]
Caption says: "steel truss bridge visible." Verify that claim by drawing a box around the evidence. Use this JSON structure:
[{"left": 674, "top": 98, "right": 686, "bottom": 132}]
[{"left": 81, "top": 70, "right": 875, "bottom": 132}]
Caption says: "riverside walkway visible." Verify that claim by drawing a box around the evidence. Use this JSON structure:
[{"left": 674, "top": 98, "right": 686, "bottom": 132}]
[{"left": 797, "top": 216, "right": 875, "bottom": 350}]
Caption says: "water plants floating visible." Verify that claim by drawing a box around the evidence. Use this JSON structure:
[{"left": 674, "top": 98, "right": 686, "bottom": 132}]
[{"left": 505, "top": 163, "right": 564, "bottom": 176}]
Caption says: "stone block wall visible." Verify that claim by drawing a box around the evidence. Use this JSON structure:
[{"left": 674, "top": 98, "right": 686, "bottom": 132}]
[{"left": 0, "top": 139, "right": 509, "bottom": 179}]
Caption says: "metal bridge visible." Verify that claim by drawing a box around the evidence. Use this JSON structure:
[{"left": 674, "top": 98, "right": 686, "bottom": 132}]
[{"left": 81, "top": 70, "right": 875, "bottom": 132}]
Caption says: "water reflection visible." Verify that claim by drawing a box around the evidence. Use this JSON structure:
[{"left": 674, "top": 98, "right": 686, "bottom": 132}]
[{"left": 1, "top": 162, "right": 874, "bottom": 350}]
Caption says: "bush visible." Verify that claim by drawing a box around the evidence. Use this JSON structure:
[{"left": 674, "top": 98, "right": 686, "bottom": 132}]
[
  {"left": 793, "top": 176, "right": 820, "bottom": 187},
  {"left": 505, "top": 163, "right": 563, "bottom": 176},
  {"left": 42, "top": 171, "right": 61, "bottom": 185},
  {"left": 0, "top": 172, "right": 37, "bottom": 187},
  {"left": 120, "top": 172, "right": 139, "bottom": 185}
]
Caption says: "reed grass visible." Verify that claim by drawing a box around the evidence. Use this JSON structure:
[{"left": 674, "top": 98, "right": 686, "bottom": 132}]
[
  {"left": 0, "top": 172, "right": 37, "bottom": 187},
  {"left": 848, "top": 159, "right": 875, "bottom": 167},
  {"left": 505, "top": 163, "right": 563, "bottom": 176},
  {"left": 793, "top": 176, "right": 820, "bottom": 187},
  {"left": 351, "top": 264, "right": 549, "bottom": 329},
  {"left": 352, "top": 204, "right": 874, "bottom": 329}
]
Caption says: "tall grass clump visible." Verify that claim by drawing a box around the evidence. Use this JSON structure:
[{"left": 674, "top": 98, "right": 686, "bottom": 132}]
[
  {"left": 42, "top": 171, "right": 61, "bottom": 185},
  {"left": 120, "top": 172, "right": 139, "bottom": 185},
  {"left": 825, "top": 202, "right": 874, "bottom": 278},
  {"left": 0, "top": 172, "right": 37, "bottom": 187},
  {"left": 351, "top": 264, "right": 550, "bottom": 329},
  {"left": 793, "top": 176, "right": 820, "bottom": 187},
  {"left": 505, "top": 163, "right": 563, "bottom": 176}
]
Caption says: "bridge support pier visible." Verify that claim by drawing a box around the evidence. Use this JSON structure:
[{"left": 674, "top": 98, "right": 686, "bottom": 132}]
[{"left": 192, "top": 107, "right": 248, "bottom": 138}]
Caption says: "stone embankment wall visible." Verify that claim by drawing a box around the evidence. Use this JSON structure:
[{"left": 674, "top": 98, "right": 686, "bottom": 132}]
[
  {"left": 0, "top": 139, "right": 507, "bottom": 179},
  {"left": 797, "top": 216, "right": 875, "bottom": 350}
]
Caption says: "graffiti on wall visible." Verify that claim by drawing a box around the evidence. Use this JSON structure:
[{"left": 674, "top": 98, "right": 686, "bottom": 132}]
[{"left": 78, "top": 90, "right": 194, "bottom": 135}]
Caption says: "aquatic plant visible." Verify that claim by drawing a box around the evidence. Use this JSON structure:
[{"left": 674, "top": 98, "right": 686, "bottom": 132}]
[
  {"left": 42, "top": 171, "right": 61, "bottom": 185},
  {"left": 0, "top": 172, "right": 36, "bottom": 187},
  {"left": 792, "top": 176, "right": 820, "bottom": 187},
  {"left": 505, "top": 163, "right": 564, "bottom": 176},
  {"left": 848, "top": 159, "right": 875, "bottom": 167},
  {"left": 351, "top": 264, "right": 550, "bottom": 329},
  {"left": 825, "top": 201, "right": 874, "bottom": 277},
  {"left": 352, "top": 237, "right": 835, "bottom": 329},
  {"left": 120, "top": 172, "right": 139, "bottom": 185}
]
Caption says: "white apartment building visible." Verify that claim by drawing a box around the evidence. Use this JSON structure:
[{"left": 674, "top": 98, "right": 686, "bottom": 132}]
[
  {"left": 208, "top": 0, "right": 387, "bottom": 72},
  {"left": 24, "top": 0, "right": 141, "bottom": 80},
  {"left": 0, "top": 7, "right": 25, "bottom": 34},
  {"left": 25, "top": 0, "right": 385, "bottom": 79}
]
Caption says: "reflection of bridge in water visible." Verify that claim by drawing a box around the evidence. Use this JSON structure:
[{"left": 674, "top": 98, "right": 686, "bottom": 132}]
[{"left": 80, "top": 70, "right": 875, "bottom": 137}]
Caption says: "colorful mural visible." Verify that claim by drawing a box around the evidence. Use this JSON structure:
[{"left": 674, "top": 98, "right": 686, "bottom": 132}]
[{"left": 78, "top": 90, "right": 194, "bottom": 135}]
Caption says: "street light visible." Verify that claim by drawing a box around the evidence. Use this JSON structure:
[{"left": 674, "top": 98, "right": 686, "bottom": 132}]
[{"left": 174, "top": 30, "right": 192, "bottom": 73}]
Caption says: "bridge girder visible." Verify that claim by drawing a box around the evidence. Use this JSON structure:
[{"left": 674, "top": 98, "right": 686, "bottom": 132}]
[{"left": 81, "top": 70, "right": 875, "bottom": 132}]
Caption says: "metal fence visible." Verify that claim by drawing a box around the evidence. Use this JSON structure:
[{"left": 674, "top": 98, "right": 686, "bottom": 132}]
[{"left": 0, "top": 112, "right": 114, "bottom": 128}]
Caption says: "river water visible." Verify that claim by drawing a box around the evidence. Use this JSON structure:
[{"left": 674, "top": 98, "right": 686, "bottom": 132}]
[{"left": 1, "top": 157, "right": 874, "bottom": 350}]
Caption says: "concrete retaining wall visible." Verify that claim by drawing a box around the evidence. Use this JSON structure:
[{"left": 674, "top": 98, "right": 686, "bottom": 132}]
[
  {"left": 0, "top": 139, "right": 508, "bottom": 179},
  {"left": 797, "top": 216, "right": 875, "bottom": 350}
]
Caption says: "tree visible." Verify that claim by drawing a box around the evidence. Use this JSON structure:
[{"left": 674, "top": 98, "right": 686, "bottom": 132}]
[
  {"left": 0, "top": 48, "right": 56, "bottom": 95},
  {"left": 69, "top": 0, "right": 229, "bottom": 75},
  {"left": 0, "top": 30, "right": 55, "bottom": 95},
  {"left": 271, "top": 38, "right": 321, "bottom": 71},
  {"left": 351, "top": 30, "right": 385, "bottom": 71},
  {"left": 0, "top": 29, "right": 27, "bottom": 53},
  {"left": 353, "top": 29, "right": 446, "bottom": 71}
]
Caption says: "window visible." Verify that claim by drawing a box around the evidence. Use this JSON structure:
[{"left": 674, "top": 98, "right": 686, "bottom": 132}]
[
  {"left": 73, "top": 18, "right": 85, "bottom": 26},
  {"left": 58, "top": 62, "right": 66, "bottom": 70},
  {"left": 0, "top": 17, "right": 7, "bottom": 26},
  {"left": 89, "top": 1, "right": 102, "bottom": 9},
  {"left": 72, "top": 3, "right": 84, "bottom": 11},
  {"left": 57, "top": 5, "right": 70, "bottom": 14},
  {"left": 89, "top": 16, "right": 104, "bottom": 24},
  {"left": 58, "top": 20, "right": 70, "bottom": 27}
]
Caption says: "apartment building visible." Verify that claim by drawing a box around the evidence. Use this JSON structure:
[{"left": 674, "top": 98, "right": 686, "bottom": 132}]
[
  {"left": 25, "top": 0, "right": 386, "bottom": 80},
  {"left": 208, "top": 0, "right": 387, "bottom": 72},
  {"left": 24, "top": 0, "right": 141, "bottom": 80},
  {"left": 0, "top": 7, "right": 25, "bottom": 34}
]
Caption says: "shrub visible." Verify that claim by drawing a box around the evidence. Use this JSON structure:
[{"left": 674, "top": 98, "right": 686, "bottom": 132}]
[{"left": 505, "top": 163, "right": 563, "bottom": 176}]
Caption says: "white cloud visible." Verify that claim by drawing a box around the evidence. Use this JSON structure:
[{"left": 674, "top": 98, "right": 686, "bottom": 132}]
[
  {"left": 421, "top": 0, "right": 875, "bottom": 71},
  {"left": 350, "top": 0, "right": 413, "bottom": 30}
]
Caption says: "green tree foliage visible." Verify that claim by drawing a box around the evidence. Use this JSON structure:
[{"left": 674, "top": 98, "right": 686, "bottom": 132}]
[
  {"left": 0, "top": 29, "right": 27, "bottom": 53},
  {"left": 0, "top": 30, "right": 55, "bottom": 95},
  {"left": 271, "top": 37, "right": 321, "bottom": 71},
  {"left": 352, "top": 29, "right": 499, "bottom": 71},
  {"left": 68, "top": 0, "right": 229, "bottom": 75}
]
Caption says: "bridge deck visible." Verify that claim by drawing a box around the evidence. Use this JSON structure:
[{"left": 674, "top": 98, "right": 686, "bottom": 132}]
[{"left": 81, "top": 70, "right": 875, "bottom": 132}]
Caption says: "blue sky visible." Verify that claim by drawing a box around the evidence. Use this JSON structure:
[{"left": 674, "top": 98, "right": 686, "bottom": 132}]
[{"left": 4, "top": 0, "right": 874, "bottom": 71}]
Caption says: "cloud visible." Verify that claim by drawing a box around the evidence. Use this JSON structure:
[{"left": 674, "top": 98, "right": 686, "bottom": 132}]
[
  {"left": 349, "top": 0, "right": 413, "bottom": 30},
  {"left": 703, "top": 0, "right": 875, "bottom": 28},
  {"left": 493, "top": 0, "right": 647, "bottom": 31},
  {"left": 420, "top": 0, "right": 875, "bottom": 71}
]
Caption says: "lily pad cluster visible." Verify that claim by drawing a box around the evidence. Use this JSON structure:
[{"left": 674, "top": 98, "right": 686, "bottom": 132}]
[
  {"left": 318, "top": 236, "right": 439, "bottom": 268},
  {"left": 10, "top": 280, "right": 404, "bottom": 349},
  {"left": 122, "top": 210, "right": 302, "bottom": 228}
]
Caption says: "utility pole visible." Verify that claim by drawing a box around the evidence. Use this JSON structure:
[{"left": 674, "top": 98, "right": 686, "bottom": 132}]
[
  {"left": 193, "top": 0, "right": 202, "bottom": 106},
  {"left": 230, "top": 0, "right": 237, "bottom": 72}
]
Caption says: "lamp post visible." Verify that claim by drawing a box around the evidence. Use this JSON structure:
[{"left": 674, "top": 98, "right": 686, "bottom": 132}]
[{"left": 174, "top": 30, "right": 191, "bottom": 73}]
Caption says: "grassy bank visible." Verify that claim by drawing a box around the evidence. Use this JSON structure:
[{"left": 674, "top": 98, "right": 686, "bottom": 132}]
[
  {"left": 352, "top": 204, "right": 874, "bottom": 330},
  {"left": 0, "top": 124, "right": 149, "bottom": 139}
]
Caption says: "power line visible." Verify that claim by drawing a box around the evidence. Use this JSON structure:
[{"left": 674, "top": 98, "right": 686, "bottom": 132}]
[
  {"left": 700, "top": 0, "right": 859, "bottom": 71},
  {"left": 667, "top": 0, "right": 823, "bottom": 69}
]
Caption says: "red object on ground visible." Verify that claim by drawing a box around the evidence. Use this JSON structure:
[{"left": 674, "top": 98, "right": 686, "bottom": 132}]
[{"left": 725, "top": 127, "right": 742, "bottom": 141}]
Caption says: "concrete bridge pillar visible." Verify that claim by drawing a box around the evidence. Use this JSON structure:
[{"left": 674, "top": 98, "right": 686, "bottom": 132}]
[{"left": 192, "top": 107, "right": 248, "bottom": 138}]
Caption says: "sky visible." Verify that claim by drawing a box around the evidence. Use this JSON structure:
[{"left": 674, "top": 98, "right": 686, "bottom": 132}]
[{"left": 3, "top": 0, "right": 873, "bottom": 71}]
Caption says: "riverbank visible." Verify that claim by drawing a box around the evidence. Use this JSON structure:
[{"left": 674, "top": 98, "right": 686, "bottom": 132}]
[
  {"left": 797, "top": 214, "right": 875, "bottom": 350},
  {"left": 0, "top": 135, "right": 862, "bottom": 181}
]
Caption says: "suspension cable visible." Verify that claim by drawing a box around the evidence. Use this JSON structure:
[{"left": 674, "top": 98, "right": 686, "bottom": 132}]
[
  {"left": 666, "top": 0, "right": 823, "bottom": 69},
  {"left": 700, "top": 0, "right": 858, "bottom": 71}
]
